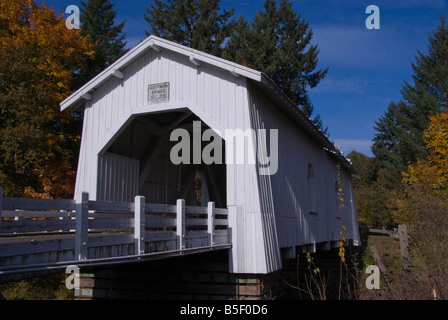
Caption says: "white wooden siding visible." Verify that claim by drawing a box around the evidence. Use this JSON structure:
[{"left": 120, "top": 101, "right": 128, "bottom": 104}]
[
  {"left": 247, "top": 86, "right": 360, "bottom": 251},
  {"left": 74, "top": 48, "right": 246, "bottom": 200},
  {"left": 97, "top": 153, "right": 139, "bottom": 202}
]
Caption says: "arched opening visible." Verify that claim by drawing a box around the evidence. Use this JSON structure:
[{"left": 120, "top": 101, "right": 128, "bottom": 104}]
[{"left": 97, "top": 110, "right": 226, "bottom": 208}]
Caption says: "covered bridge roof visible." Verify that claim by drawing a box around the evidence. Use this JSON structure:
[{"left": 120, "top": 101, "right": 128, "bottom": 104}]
[{"left": 60, "top": 35, "right": 357, "bottom": 176}]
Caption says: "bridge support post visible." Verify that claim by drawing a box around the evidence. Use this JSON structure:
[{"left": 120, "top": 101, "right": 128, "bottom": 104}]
[
  {"left": 207, "top": 202, "right": 215, "bottom": 247},
  {"left": 177, "top": 199, "right": 185, "bottom": 250},
  {"left": 134, "top": 196, "right": 145, "bottom": 255},
  {"left": 75, "top": 192, "right": 89, "bottom": 260}
]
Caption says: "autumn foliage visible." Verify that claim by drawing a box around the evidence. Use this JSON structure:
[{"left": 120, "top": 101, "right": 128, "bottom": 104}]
[
  {"left": 0, "top": 0, "right": 95, "bottom": 198},
  {"left": 423, "top": 109, "right": 448, "bottom": 187},
  {"left": 394, "top": 109, "right": 448, "bottom": 298},
  {"left": 399, "top": 109, "right": 448, "bottom": 222}
]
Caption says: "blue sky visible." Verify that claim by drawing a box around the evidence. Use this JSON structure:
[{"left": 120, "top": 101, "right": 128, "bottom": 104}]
[{"left": 45, "top": 0, "right": 448, "bottom": 156}]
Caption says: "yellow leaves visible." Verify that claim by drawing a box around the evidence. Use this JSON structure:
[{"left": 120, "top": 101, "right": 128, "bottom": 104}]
[
  {"left": 338, "top": 224, "right": 347, "bottom": 264},
  {"left": 56, "top": 81, "right": 65, "bottom": 89},
  {"left": 336, "top": 164, "right": 348, "bottom": 263},
  {"left": 403, "top": 110, "right": 448, "bottom": 193},
  {"left": 397, "top": 109, "right": 448, "bottom": 225},
  {"left": 425, "top": 111, "right": 448, "bottom": 150},
  {"left": 1, "top": 0, "right": 95, "bottom": 97},
  {"left": 424, "top": 110, "right": 448, "bottom": 186},
  {"left": 336, "top": 164, "right": 346, "bottom": 212},
  {"left": 0, "top": 0, "right": 94, "bottom": 198},
  {"left": 338, "top": 245, "right": 346, "bottom": 263},
  {"left": 23, "top": 155, "right": 76, "bottom": 199},
  {"left": 0, "top": 0, "right": 95, "bottom": 115}
]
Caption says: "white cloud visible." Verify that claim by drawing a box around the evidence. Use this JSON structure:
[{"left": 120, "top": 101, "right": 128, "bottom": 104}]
[{"left": 333, "top": 139, "right": 373, "bottom": 157}]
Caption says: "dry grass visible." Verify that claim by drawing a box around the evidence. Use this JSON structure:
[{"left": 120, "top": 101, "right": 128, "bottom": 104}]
[
  {"left": 0, "top": 273, "right": 74, "bottom": 300},
  {"left": 355, "top": 233, "right": 448, "bottom": 300}
]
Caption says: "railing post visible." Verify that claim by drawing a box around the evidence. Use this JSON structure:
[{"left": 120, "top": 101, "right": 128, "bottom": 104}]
[
  {"left": 208, "top": 202, "right": 215, "bottom": 247},
  {"left": 14, "top": 209, "right": 23, "bottom": 235},
  {"left": 134, "top": 196, "right": 146, "bottom": 255},
  {"left": 59, "top": 210, "right": 67, "bottom": 233},
  {"left": 177, "top": 199, "right": 185, "bottom": 250},
  {"left": 75, "top": 192, "right": 89, "bottom": 261}
]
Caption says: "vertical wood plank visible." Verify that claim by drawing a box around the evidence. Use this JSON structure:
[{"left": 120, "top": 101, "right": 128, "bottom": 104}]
[
  {"left": 177, "top": 199, "right": 185, "bottom": 250},
  {"left": 208, "top": 202, "right": 215, "bottom": 246},
  {"left": 134, "top": 196, "right": 146, "bottom": 255},
  {"left": 75, "top": 192, "right": 89, "bottom": 260}
]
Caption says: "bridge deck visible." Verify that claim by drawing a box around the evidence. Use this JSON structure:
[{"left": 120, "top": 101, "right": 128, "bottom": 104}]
[{"left": 0, "top": 192, "right": 230, "bottom": 282}]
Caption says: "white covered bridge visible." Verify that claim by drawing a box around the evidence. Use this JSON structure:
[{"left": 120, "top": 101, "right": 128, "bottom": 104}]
[{"left": 1, "top": 36, "right": 360, "bottom": 294}]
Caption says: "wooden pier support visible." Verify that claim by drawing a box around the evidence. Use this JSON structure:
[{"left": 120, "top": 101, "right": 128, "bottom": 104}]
[{"left": 75, "top": 250, "right": 274, "bottom": 300}]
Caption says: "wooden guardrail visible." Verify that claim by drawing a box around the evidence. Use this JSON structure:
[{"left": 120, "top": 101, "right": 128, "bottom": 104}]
[{"left": 0, "top": 187, "right": 229, "bottom": 271}]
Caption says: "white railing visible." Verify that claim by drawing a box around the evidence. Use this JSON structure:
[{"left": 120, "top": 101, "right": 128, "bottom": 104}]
[{"left": 0, "top": 187, "right": 229, "bottom": 271}]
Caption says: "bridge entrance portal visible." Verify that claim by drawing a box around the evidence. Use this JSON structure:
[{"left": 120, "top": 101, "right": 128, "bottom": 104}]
[{"left": 98, "top": 109, "right": 227, "bottom": 209}]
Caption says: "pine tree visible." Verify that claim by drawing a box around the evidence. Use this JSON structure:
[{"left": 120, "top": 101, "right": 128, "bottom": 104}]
[
  {"left": 224, "top": 0, "right": 329, "bottom": 134},
  {"left": 144, "top": 0, "right": 235, "bottom": 56},
  {"left": 371, "top": 16, "right": 448, "bottom": 187},
  {"left": 145, "top": 0, "right": 328, "bottom": 134},
  {"left": 75, "top": 0, "right": 128, "bottom": 88},
  {"left": 222, "top": 15, "right": 251, "bottom": 66}
]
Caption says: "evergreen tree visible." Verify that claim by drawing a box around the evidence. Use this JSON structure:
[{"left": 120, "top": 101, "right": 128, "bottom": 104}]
[
  {"left": 75, "top": 0, "right": 128, "bottom": 88},
  {"left": 222, "top": 15, "right": 251, "bottom": 66},
  {"left": 144, "top": 0, "right": 235, "bottom": 56},
  {"left": 371, "top": 17, "right": 448, "bottom": 187},
  {"left": 224, "top": 0, "right": 329, "bottom": 135},
  {"left": 145, "top": 0, "right": 328, "bottom": 134}
]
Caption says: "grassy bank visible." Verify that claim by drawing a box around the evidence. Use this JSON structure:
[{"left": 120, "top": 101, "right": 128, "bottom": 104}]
[{"left": 0, "top": 273, "right": 74, "bottom": 300}]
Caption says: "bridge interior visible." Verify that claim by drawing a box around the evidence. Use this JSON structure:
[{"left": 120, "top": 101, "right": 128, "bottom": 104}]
[{"left": 102, "top": 109, "right": 227, "bottom": 208}]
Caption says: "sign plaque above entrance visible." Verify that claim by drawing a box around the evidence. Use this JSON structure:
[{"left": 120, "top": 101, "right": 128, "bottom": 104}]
[{"left": 148, "top": 82, "right": 170, "bottom": 104}]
